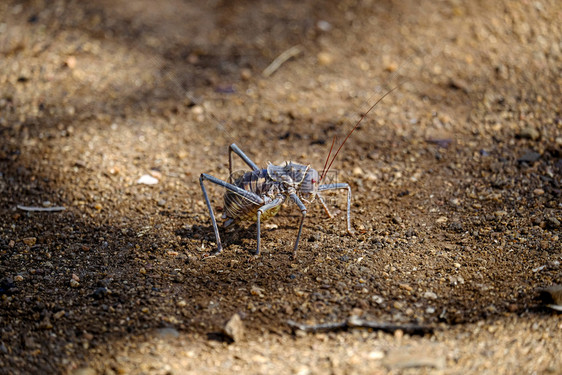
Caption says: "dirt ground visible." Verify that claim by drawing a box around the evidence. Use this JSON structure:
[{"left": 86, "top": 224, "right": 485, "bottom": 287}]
[{"left": 1, "top": 0, "right": 561, "bottom": 374}]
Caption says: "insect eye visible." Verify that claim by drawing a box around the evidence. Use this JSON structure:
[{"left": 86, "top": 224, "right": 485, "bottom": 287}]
[{"left": 311, "top": 179, "right": 316, "bottom": 184}]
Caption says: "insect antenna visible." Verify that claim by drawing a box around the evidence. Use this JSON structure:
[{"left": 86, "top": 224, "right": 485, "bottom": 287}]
[
  {"left": 319, "top": 135, "right": 337, "bottom": 181},
  {"left": 319, "top": 82, "right": 405, "bottom": 183}
]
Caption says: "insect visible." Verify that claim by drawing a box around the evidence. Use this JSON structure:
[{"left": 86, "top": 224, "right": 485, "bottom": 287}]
[{"left": 199, "top": 86, "right": 399, "bottom": 256}]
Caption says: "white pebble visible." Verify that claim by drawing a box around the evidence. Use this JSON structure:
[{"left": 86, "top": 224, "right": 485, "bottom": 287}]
[{"left": 136, "top": 174, "right": 159, "bottom": 185}]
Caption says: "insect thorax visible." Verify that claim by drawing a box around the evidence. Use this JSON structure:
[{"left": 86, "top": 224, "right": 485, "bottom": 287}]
[{"left": 267, "top": 162, "right": 313, "bottom": 186}]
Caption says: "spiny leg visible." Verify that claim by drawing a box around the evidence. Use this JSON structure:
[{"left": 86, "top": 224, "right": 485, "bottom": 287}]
[
  {"left": 199, "top": 173, "right": 264, "bottom": 254},
  {"left": 289, "top": 193, "right": 308, "bottom": 257},
  {"left": 318, "top": 183, "right": 355, "bottom": 235},
  {"left": 229, "top": 143, "right": 260, "bottom": 179},
  {"left": 255, "top": 196, "right": 285, "bottom": 255}
]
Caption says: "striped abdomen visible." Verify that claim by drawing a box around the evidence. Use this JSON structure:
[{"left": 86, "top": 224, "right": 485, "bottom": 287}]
[{"left": 223, "top": 169, "right": 281, "bottom": 223}]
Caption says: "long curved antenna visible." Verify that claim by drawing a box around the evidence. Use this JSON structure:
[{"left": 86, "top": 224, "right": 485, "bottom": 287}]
[
  {"left": 319, "top": 82, "right": 406, "bottom": 182},
  {"left": 319, "top": 135, "right": 337, "bottom": 181}
]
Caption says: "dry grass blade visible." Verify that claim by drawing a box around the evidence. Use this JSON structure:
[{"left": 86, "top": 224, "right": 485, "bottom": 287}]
[
  {"left": 262, "top": 45, "right": 302, "bottom": 77},
  {"left": 17, "top": 205, "right": 66, "bottom": 212}
]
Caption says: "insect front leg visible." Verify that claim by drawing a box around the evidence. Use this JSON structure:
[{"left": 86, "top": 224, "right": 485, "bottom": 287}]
[
  {"left": 199, "top": 173, "right": 264, "bottom": 254},
  {"left": 256, "top": 196, "right": 285, "bottom": 255},
  {"left": 318, "top": 183, "right": 355, "bottom": 235},
  {"left": 228, "top": 143, "right": 259, "bottom": 179},
  {"left": 289, "top": 193, "right": 308, "bottom": 257}
]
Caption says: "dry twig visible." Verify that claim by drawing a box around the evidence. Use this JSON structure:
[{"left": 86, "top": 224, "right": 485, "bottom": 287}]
[
  {"left": 17, "top": 205, "right": 66, "bottom": 212},
  {"left": 262, "top": 45, "right": 302, "bottom": 77},
  {"left": 288, "top": 316, "right": 433, "bottom": 336}
]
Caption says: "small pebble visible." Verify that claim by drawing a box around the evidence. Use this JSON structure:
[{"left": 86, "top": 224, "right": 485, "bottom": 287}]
[
  {"left": 251, "top": 285, "right": 265, "bottom": 297},
  {"left": 424, "top": 291, "right": 438, "bottom": 299},
  {"left": 399, "top": 283, "right": 413, "bottom": 292},
  {"left": 223, "top": 313, "right": 245, "bottom": 342},
  {"left": 449, "top": 221, "right": 464, "bottom": 232},
  {"left": 518, "top": 126, "right": 540, "bottom": 140},
  {"left": 70, "top": 279, "right": 80, "bottom": 288},
  {"left": 240, "top": 68, "right": 252, "bottom": 81},
  {"left": 385, "top": 62, "right": 398, "bottom": 72},
  {"left": 372, "top": 295, "right": 384, "bottom": 304},
  {"left": 64, "top": 56, "right": 77, "bottom": 69},
  {"left": 317, "top": 52, "right": 333, "bottom": 66},
  {"left": 191, "top": 105, "right": 204, "bottom": 115},
  {"left": 518, "top": 151, "right": 541, "bottom": 163},
  {"left": 295, "top": 366, "right": 311, "bottom": 375},
  {"left": 137, "top": 174, "right": 159, "bottom": 185},
  {"left": 368, "top": 350, "right": 385, "bottom": 360},
  {"left": 316, "top": 20, "right": 332, "bottom": 32},
  {"left": 352, "top": 166, "right": 364, "bottom": 176},
  {"left": 22, "top": 237, "right": 37, "bottom": 246}
]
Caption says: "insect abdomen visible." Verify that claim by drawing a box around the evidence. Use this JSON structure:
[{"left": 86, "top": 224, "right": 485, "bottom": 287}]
[{"left": 223, "top": 169, "right": 280, "bottom": 223}]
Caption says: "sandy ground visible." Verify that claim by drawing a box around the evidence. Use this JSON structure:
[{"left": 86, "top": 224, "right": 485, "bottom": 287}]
[{"left": 0, "top": 0, "right": 561, "bottom": 374}]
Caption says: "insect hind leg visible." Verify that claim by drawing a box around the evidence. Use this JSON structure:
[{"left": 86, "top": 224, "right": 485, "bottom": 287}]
[
  {"left": 199, "top": 173, "right": 264, "bottom": 254},
  {"left": 318, "top": 183, "right": 355, "bottom": 235},
  {"left": 229, "top": 144, "right": 260, "bottom": 180}
]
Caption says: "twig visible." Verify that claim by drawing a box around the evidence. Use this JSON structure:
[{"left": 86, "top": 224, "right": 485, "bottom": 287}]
[
  {"left": 288, "top": 320, "right": 347, "bottom": 333},
  {"left": 262, "top": 45, "right": 302, "bottom": 77},
  {"left": 17, "top": 205, "right": 66, "bottom": 212},
  {"left": 288, "top": 316, "right": 433, "bottom": 336}
]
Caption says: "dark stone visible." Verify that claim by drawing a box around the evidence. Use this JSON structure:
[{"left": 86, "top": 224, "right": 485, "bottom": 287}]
[{"left": 517, "top": 151, "right": 541, "bottom": 163}]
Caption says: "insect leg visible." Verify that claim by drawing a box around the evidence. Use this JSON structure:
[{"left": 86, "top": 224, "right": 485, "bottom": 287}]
[
  {"left": 289, "top": 193, "right": 308, "bottom": 256},
  {"left": 318, "top": 183, "right": 355, "bottom": 235},
  {"left": 229, "top": 144, "right": 260, "bottom": 180},
  {"left": 199, "top": 173, "right": 264, "bottom": 254},
  {"left": 316, "top": 193, "right": 334, "bottom": 218},
  {"left": 255, "top": 196, "right": 285, "bottom": 255}
]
